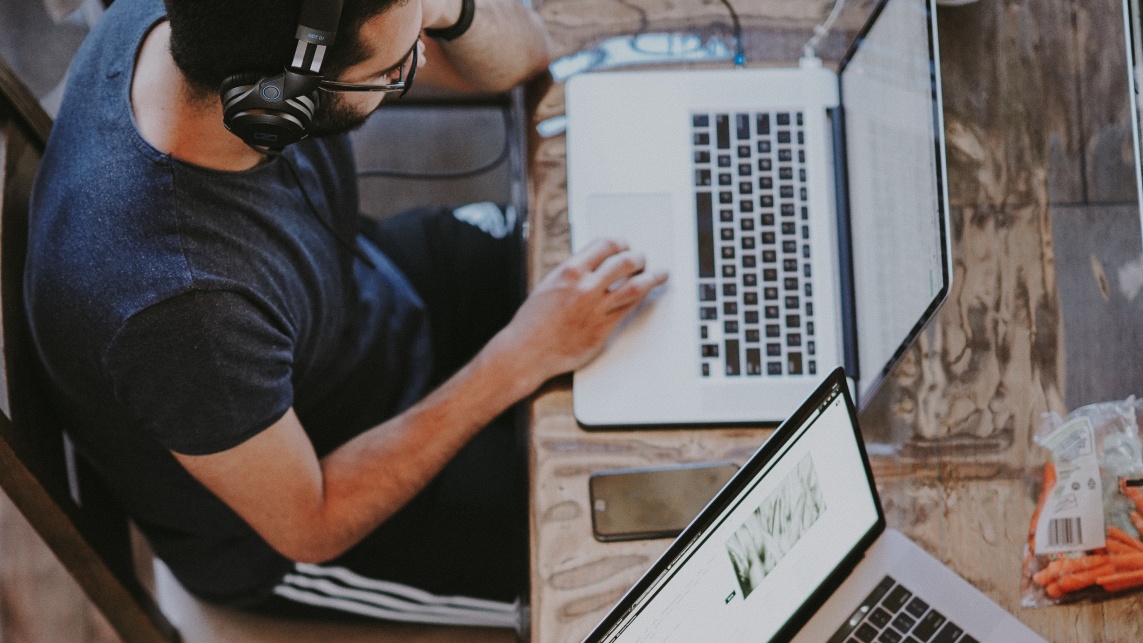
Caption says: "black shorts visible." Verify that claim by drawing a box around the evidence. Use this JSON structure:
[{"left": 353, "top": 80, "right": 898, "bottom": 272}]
[{"left": 249, "top": 204, "right": 527, "bottom": 627}]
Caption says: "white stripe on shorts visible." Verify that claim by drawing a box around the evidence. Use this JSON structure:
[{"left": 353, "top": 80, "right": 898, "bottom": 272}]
[{"left": 272, "top": 562, "right": 518, "bottom": 628}]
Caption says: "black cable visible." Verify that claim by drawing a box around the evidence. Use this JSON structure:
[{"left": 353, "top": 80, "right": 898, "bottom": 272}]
[
  {"left": 719, "top": 0, "right": 746, "bottom": 67},
  {"left": 356, "top": 108, "right": 511, "bottom": 180},
  {"left": 621, "top": 1, "right": 745, "bottom": 66},
  {"left": 268, "top": 147, "right": 378, "bottom": 269}
]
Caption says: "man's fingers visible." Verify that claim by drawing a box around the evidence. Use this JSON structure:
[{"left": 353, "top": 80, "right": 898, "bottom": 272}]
[
  {"left": 586, "top": 249, "right": 648, "bottom": 293},
  {"left": 605, "top": 270, "right": 669, "bottom": 311},
  {"left": 566, "top": 238, "right": 630, "bottom": 274}
]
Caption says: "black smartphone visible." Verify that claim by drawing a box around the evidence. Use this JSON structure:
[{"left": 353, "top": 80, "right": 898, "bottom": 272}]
[{"left": 588, "top": 462, "right": 739, "bottom": 542}]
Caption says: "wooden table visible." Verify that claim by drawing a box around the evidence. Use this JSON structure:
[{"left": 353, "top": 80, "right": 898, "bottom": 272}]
[{"left": 524, "top": 0, "right": 1143, "bottom": 641}]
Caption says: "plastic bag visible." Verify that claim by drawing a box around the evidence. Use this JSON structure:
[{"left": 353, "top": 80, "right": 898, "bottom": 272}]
[{"left": 1021, "top": 398, "right": 1143, "bottom": 607}]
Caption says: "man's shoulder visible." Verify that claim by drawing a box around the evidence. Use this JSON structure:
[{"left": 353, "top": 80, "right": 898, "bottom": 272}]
[
  {"left": 32, "top": 0, "right": 174, "bottom": 240},
  {"left": 28, "top": 126, "right": 180, "bottom": 292}
]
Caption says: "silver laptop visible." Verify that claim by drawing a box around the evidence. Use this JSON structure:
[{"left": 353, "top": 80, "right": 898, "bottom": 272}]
[
  {"left": 565, "top": 0, "right": 953, "bottom": 426},
  {"left": 1125, "top": 0, "right": 1143, "bottom": 238},
  {"left": 583, "top": 369, "right": 1045, "bottom": 643}
]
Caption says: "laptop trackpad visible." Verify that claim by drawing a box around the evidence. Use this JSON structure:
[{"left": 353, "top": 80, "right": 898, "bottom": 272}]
[{"left": 581, "top": 193, "right": 674, "bottom": 274}]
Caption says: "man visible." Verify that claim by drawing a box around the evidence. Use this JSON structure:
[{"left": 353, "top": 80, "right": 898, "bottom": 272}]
[{"left": 26, "top": 0, "right": 667, "bottom": 626}]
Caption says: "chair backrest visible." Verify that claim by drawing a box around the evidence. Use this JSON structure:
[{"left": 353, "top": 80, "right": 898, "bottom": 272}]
[{"left": 0, "top": 54, "right": 179, "bottom": 643}]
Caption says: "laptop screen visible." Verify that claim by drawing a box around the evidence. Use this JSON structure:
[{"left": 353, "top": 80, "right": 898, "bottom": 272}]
[
  {"left": 593, "top": 374, "right": 881, "bottom": 642},
  {"left": 838, "top": 0, "right": 951, "bottom": 398},
  {"left": 1126, "top": 0, "right": 1143, "bottom": 242}
]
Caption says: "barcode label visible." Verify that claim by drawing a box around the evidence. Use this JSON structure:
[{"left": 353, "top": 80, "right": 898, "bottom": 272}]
[
  {"left": 1048, "top": 517, "right": 1082, "bottom": 548},
  {"left": 1034, "top": 418, "right": 1105, "bottom": 554}
]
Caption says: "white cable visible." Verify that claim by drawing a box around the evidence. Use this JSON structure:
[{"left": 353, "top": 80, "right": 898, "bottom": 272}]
[{"left": 803, "top": 0, "right": 847, "bottom": 60}]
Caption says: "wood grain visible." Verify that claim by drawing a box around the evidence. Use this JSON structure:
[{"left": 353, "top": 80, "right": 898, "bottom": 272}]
[
  {"left": 528, "top": 385, "right": 770, "bottom": 642},
  {"left": 1076, "top": 0, "right": 1137, "bottom": 205},
  {"left": 1051, "top": 203, "right": 1143, "bottom": 409},
  {"left": 537, "top": 0, "right": 839, "bottom": 61},
  {"left": 864, "top": 0, "right": 1070, "bottom": 461},
  {"left": 536, "top": 0, "right": 876, "bottom": 75},
  {"left": 877, "top": 474, "right": 1143, "bottom": 642},
  {"left": 525, "top": 0, "right": 1143, "bottom": 640}
]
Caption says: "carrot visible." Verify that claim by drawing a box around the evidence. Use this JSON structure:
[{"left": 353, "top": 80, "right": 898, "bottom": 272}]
[
  {"left": 1110, "top": 552, "right": 1143, "bottom": 570},
  {"left": 1034, "top": 555, "right": 1113, "bottom": 587},
  {"left": 1097, "top": 568, "right": 1143, "bottom": 593},
  {"left": 1057, "top": 563, "right": 1116, "bottom": 592},
  {"left": 1059, "top": 555, "right": 1109, "bottom": 573},
  {"left": 1025, "top": 465, "right": 1050, "bottom": 582},
  {"left": 1103, "top": 577, "right": 1143, "bottom": 593},
  {"left": 1108, "top": 526, "right": 1143, "bottom": 551},
  {"left": 1033, "top": 567, "right": 1056, "bottom": 586},
  {"left": 1029, "top": 463, "right": 1057, "bottom": 536},
  {"left": 1037, "top": 552, "right": 1106, "bottom": 589},
  {"left": 1026, "top": 463, "right": 1057, "bottom": 586},
  {"left": 1045, "top": 581, "right": 1065, "bottom": 599}
]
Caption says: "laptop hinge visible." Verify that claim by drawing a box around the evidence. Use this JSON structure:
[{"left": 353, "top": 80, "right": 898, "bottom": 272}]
[{"left": 827, "top": 105, "right": 859, "bottom": 383}]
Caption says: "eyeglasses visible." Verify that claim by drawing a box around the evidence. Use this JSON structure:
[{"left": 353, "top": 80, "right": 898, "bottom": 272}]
[{"left": 318, "top": 41, "right": 418, "bottom": 98}]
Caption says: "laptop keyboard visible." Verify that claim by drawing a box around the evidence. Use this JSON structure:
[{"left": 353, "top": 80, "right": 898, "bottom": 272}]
[
  {"left": 827, "top": 576, "right": 978, "bottom": 643},
  {"left": 691, "top": 111, "right": 817, "bottom": 379}
]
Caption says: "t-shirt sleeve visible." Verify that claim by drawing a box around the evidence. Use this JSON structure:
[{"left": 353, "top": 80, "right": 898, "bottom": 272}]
[{"left": 103, "top": 290, "right": 295, "bottom": 456}]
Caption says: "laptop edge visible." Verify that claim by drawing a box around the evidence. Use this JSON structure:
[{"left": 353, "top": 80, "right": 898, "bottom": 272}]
[{"left": 582, "top": 368, "right": 886, "bottom": 641}]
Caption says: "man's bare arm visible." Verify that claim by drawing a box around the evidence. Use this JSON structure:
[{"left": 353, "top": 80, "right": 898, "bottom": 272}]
[
  {"left": 174, "top": 240, "right": 667, "bottom": 563},
  {"left": 174, "top": 330, "right": 533, "bottom": 563},
  {"left": 417, "top": 0, "right": 553, "bottom": 93}
]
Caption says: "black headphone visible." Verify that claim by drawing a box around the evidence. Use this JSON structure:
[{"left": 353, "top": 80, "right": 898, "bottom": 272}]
[{"left": 219, "top": 0, "right": 345, "bottom": 150}]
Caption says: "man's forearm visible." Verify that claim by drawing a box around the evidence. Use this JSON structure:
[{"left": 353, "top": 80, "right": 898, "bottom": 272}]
[
  {"left": 302, "top": 329, "right": 539, "bottom": 562},
  {"left": 175, "top": 241, "right": 663, "bottom": 564},
  {"left": 435, "top": 0, "right": 552, "bottom": 93}
]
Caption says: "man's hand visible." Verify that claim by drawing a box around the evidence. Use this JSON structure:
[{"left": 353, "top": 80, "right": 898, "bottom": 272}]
[
  {"left": 174, "top": 239, "right": 665, "bottom": 563},
  {"left": 495, "top": 239, "right": 669, "bottom": 388}
]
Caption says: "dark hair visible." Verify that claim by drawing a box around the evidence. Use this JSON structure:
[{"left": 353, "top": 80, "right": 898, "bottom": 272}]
[{"left": 164, "top": 0, "right": 401, "bottom": 96}]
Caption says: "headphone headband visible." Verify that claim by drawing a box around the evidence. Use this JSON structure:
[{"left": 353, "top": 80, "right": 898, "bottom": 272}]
[
  {"left": 299, "top": 0, "right": 345, "bottom": 40},
  {"left": 291, "top": 0, "right": 345, "bottom": 74},
  {"left": 221, "top": 0, "right": 347, "bottom": 150}
]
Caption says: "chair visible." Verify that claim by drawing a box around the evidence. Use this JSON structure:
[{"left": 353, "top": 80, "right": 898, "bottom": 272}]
[{"left": 0, "top": 55, "right": 516, "bottom": 643}]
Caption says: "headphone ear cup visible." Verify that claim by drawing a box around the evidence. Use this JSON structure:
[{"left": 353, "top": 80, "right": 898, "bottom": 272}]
[
  {"left": 220, "top": 72, "right": 264, "bottom": 105},
  {"left": 219, "top": 72, "right": 313, "bottom": 149}
]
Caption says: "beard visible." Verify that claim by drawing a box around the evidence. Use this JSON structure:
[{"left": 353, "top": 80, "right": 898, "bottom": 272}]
[{"left": 306, "top": 93, "right": 372, "bottom": 138}]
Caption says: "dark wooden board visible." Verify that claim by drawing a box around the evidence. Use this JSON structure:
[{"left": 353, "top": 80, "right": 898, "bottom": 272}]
[
  {"left": 1052, "top": 203, "right": 1143, "bottom": 409},
  {"left": 1076, "top": 0, "right": 1138, "bottom": 205}
]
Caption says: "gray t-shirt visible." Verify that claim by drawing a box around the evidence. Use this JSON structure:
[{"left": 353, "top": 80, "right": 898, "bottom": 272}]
[{"left": 25, "top": 0, "right": 432, "bottom": 603}]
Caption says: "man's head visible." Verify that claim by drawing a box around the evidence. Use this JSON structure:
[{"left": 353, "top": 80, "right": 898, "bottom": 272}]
[{"left": 164, "top": 0, "right": 420, "bottom": 137}]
